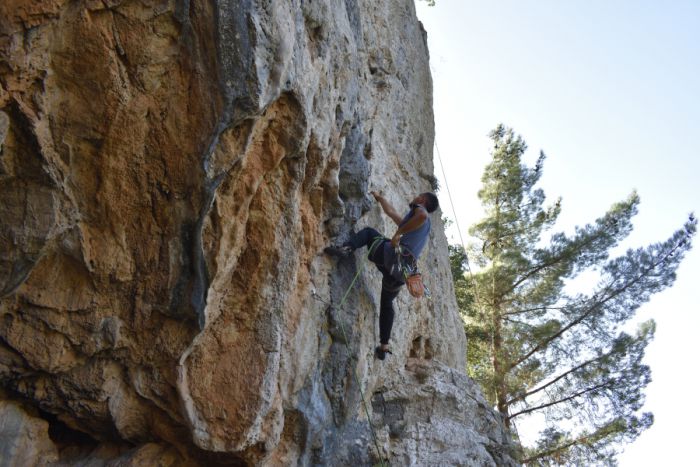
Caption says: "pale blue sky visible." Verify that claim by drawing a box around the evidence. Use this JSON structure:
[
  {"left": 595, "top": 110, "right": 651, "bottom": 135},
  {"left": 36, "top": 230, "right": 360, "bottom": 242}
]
[{"left": 415, "top": 1, "right": 699, "bottom": 464}]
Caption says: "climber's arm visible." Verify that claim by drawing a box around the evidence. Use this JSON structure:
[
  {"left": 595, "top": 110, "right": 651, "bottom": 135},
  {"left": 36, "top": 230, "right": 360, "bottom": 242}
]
[
  {"left": 390, "top": 206, "right": 427, "bottom": 247},
  {"left": 370, "top": 191, "right": 403, "bottom": 225}
]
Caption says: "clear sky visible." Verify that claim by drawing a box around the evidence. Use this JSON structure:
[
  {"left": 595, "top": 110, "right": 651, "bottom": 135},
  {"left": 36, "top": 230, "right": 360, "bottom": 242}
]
[{"left": 415, "top": 1, "right": 699, "bottom": 464}]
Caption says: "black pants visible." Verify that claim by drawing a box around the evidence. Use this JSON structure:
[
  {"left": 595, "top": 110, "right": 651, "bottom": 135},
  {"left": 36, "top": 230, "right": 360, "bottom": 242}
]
[{"left": 345, "top": 227, "right": 404, "bottom": 345}]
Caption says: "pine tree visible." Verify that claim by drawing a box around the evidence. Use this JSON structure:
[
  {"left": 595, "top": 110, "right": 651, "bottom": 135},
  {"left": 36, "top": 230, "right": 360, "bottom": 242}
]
[{"left": 454, "top": 124, "right": 697, "bottom": 465}]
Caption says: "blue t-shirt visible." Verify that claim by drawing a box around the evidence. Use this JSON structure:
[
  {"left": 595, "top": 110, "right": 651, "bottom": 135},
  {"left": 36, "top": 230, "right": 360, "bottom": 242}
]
[{"left": 383, "top": 207, "right": 431, "bottom": 278}]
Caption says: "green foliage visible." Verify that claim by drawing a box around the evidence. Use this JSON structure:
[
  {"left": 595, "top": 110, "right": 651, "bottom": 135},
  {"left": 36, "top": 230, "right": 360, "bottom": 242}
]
[
  {"left": 451, "top": 124, "right": 697, "bottom": 465},
  {"left": 425, "top": 172, "right": 440, "bottom": 192}
]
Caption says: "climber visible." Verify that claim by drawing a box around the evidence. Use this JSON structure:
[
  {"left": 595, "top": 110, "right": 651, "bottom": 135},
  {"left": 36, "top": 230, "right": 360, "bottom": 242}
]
[{"left": 324, "top": 191, "right": 439, "bottom": 360}]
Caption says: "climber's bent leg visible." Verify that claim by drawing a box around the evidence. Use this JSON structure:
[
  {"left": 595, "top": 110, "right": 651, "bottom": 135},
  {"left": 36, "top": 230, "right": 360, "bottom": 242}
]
[{"left": 344, "top": 227, "right": 384, "bottom": 252}]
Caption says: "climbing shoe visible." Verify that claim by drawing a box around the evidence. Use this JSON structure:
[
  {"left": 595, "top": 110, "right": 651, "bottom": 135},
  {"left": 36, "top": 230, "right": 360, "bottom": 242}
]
[
  {"left": 324, "top": 245, "right": 353, "bottom": 257},
  {"left": 374, "top": 346, "right": 392, "bottom": 361}
]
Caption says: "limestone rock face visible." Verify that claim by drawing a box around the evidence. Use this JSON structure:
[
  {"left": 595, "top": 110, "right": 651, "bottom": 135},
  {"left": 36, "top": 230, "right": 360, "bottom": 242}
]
[
  {"left": 0, "top": 400, "right": 59, "bottom": 466},
  {"left": 372, "top": 360, "right": 517, "bottom": 467},
  {"left": 0, "top": 0, "right": 517, "bottom": 465}
]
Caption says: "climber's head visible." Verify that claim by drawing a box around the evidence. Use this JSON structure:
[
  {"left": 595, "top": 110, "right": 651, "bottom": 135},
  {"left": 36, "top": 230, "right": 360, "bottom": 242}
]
[{"left": 411, "top": 192, "right": 439, "bottom": 213}]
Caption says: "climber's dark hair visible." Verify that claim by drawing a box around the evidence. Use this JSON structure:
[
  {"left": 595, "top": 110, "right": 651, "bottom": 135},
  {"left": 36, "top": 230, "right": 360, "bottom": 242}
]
[{"left": 422, "top": 192, "right": 439, "bottom": 213}]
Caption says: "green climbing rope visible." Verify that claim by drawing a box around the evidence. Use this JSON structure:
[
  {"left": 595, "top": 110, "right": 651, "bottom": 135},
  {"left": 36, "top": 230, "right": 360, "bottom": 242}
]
[{"left": 326, "top": 237, "right": 387, "bottom": 467}]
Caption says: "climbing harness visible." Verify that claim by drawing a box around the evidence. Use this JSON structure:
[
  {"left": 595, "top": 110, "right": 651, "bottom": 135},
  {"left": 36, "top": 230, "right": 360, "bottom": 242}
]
[{"left": 312, "top": 236, "right": 388, "bottom": 467}]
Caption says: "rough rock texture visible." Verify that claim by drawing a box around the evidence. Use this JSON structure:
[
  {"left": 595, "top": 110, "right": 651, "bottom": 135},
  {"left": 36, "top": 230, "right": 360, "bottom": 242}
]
[
  {"left": 0, "top": 399, "right": 59, "bottom": 466},
  {"left": 372, "top": 360, "right": 517, "bottom": 467},
  {"left": 0, "top": 0, "right": 518, "bottom": 465},
  {"left": 0, "top": 398, "right": 183, "bottom": 466}
]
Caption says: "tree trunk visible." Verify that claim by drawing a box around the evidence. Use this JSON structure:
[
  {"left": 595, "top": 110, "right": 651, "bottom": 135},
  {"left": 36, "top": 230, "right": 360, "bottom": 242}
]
[{"left": 493, "top": 298, "right": 509, "bottom": 427}]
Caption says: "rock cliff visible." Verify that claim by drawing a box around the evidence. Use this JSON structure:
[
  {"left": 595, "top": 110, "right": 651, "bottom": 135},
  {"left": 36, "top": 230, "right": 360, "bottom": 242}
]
[{"left": 0, "top": 0, "right": 517, "bottom": 465}]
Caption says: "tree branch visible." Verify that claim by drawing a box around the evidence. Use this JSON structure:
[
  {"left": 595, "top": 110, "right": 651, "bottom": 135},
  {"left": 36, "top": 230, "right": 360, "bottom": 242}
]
[
  {"left": 508, "top": 381, "right": 610, "bottom": 421},
  {"left": 500, "top": 305, "right": 567, "bottom": 317},
  {"left": 506, "top": 355, "right": 601, "bottom": 406},
  {"left": 521, "top": 434, "right": 589, "bottom": 465},
  {"left": 505, "top": 229, "right": 605, "bottom": 297},
  {"left": 506, "top": 286, "right": 624, "bottom": 372},
  {"left": 503, "top": 317, "right": 534, "bottom": 326},
  {"left": 506, "top": 242, "right": 681, "bottom": 372}
]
